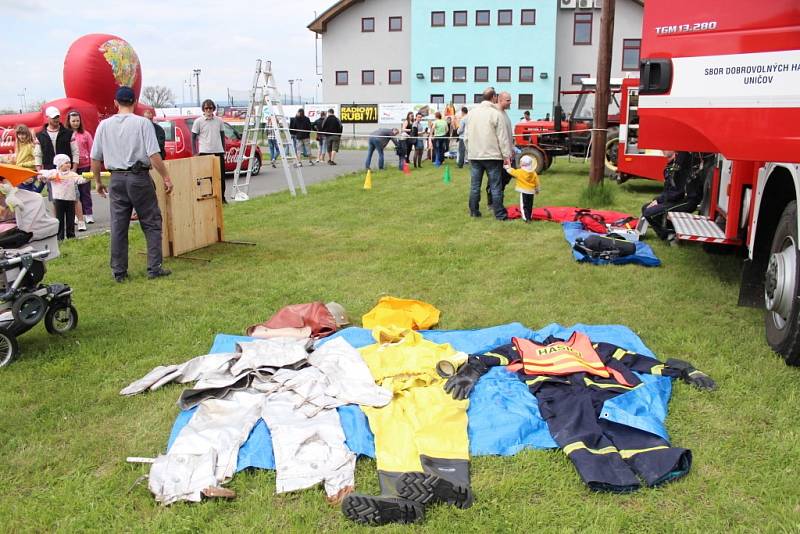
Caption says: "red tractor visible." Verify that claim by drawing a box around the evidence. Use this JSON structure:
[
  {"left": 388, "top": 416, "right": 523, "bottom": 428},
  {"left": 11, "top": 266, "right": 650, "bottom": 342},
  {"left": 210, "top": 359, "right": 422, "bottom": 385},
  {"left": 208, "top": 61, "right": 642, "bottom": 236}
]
[{"left": 513, "top": 78, "right": 623, "bottom": 173}]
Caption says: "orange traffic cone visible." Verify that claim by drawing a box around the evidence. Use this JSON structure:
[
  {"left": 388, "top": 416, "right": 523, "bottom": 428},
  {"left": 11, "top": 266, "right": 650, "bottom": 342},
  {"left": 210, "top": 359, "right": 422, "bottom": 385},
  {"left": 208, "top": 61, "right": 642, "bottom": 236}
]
[
  {"left": 403, "top": 161, "right": 410, "bottom": 175},
  {"left": 363, "top": 170, "right": 373, "bottom": 190}
]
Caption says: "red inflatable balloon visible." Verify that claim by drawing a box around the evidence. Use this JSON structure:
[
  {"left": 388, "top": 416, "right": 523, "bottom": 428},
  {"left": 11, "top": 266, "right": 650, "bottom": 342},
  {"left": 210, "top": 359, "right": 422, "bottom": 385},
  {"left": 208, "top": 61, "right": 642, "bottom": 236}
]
[
  {"left": 63, "top": 33, "right": 142, "bottom": 118},
  {"left": 0, "top": 33, "right": 146, "bottom": 155}
]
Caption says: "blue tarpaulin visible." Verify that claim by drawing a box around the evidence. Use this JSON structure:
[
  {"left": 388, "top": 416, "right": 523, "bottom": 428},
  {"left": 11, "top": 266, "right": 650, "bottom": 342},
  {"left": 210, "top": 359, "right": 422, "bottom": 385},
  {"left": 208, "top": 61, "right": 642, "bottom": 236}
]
[
  {"left": 168, "top": 323, "right": 672, "bottom": 471},
  {"left": 563, "top": 221, "right": 661, "bottom": 266}
]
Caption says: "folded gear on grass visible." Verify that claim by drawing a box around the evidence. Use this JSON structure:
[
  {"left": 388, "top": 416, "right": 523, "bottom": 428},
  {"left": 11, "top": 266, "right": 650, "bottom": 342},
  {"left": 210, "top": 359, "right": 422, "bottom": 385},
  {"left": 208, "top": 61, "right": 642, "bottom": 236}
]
[
  {"left": 167, "top": 323, "right": 674, "bottom": 473},
  {"left": 459, "top": 333, "right": 709, "bottom": 492},
  {"left": 361, "top": 296, "right": 440, "bottom": 330},
  {"left": 506, "top": 205, "right": 637, "bottom": 232},
  {"left": 563, "top": 222, "right": 661, "bottom": 267},
  {"left": 344, "top": 326, "right": 474, "bottom": 524},
  {"left": 245, "top": 301, "right": 339, "bottom": 338}
]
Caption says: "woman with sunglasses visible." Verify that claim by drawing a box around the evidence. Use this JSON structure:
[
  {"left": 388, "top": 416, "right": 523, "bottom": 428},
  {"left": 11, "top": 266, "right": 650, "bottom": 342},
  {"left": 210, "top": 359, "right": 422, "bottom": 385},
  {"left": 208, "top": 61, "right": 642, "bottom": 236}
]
[{"left": 68, "top": 111, "right": 94, "bottom": 230}]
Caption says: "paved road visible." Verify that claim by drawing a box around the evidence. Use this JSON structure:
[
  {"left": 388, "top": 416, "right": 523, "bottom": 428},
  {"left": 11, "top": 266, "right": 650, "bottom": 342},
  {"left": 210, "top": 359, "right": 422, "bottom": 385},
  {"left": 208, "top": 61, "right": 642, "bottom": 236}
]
[{"left": 79, "top": 149, "right": 370, "bottom": 237}]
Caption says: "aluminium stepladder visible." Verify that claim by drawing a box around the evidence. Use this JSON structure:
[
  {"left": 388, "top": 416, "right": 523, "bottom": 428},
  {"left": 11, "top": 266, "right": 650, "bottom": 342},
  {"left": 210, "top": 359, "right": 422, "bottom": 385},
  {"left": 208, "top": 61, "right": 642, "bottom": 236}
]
[{"left": 232, "top": 59, "right": 307, "bottom": 201}]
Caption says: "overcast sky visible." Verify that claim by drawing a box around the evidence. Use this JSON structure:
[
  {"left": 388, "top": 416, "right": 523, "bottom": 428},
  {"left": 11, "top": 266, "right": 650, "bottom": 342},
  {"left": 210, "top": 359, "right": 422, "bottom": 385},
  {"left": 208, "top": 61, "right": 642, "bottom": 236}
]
[{"left": 0, "top": 0, "right": 334, "bottom": 110}]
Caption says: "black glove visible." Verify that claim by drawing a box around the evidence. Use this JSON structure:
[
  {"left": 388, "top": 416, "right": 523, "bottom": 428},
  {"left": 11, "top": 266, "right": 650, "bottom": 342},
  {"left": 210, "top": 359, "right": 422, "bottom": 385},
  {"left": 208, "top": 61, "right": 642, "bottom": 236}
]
[
  {"left": 666, "top": 358, "right": 717, "bottom": 390},
  {"left": 443, "top": 356, "right": 489, "bottom": 400}
]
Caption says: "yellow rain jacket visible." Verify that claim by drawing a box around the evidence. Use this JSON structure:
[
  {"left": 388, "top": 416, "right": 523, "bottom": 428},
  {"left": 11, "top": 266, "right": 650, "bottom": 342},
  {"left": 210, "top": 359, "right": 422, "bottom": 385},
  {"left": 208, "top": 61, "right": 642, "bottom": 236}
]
[
  {"left": 508, "top": 167, "right": 540, "bottom": 195},
  {"left": 359, "top": 326, "right": 469, "bottom": 473},
  {"left": 361, "top": 296, "right": 440, "bottom": 331}
]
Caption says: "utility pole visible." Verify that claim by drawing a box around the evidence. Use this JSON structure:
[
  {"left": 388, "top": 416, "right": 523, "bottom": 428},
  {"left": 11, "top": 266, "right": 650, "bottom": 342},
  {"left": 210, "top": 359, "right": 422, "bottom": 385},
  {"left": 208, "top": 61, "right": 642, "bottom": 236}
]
[
  {"left": 193, "top": 68, "right": 201, "bottom": 106},
  {"left": 288, "top": 79, "right": 295, "bottom": 105},
  {"left": 589, "top": 0, "right": 615, "bottom": 187}
]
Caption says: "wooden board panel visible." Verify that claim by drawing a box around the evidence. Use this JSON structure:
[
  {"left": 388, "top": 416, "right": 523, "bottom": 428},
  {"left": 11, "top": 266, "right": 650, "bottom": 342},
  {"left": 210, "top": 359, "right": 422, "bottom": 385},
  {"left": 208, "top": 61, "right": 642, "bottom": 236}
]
[{"left": 151, "top": 155, "right": 224, "bottom": 257}]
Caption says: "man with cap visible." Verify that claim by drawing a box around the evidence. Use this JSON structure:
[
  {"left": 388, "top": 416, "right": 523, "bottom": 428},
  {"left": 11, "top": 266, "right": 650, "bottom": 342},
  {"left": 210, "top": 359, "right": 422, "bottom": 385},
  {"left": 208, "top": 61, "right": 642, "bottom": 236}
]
[
  {"left": 35, "top": 106, "right": 79, "bottom": 172},
  {"left": 91, "top": 86, "right": 173, "bottom": 282}
]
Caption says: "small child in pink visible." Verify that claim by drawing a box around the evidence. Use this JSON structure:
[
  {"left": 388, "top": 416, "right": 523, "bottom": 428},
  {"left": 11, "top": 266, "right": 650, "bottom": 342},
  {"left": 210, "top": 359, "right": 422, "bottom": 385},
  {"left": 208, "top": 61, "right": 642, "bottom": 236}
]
[{"left": 38, "top": 154, "right": 87, "bottom": 240}]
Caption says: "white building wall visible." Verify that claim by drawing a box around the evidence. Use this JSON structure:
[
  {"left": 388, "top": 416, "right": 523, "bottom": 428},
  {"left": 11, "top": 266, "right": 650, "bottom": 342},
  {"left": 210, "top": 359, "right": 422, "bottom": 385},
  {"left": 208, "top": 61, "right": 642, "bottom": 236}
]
[
  {"left": 554, "top": 0, "right": 643, "bottom": 110},
  {"left": 320, "top": 0, "right": 412, "bottom": 104}
]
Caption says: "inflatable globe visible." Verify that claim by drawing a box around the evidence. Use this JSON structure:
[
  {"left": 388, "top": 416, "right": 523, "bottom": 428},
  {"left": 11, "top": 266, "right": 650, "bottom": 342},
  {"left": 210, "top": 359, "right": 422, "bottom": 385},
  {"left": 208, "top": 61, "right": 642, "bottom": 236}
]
[{"left": 63, "top": 33, "right": 142, "bottom": 117}]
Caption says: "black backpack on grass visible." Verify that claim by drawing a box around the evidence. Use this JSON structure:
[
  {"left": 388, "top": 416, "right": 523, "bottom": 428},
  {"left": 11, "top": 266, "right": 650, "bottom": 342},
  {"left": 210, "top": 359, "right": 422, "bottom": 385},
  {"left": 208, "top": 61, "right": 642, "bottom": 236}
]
[{"left": 573, "top": 234, "right": 636, "bottom": 261}]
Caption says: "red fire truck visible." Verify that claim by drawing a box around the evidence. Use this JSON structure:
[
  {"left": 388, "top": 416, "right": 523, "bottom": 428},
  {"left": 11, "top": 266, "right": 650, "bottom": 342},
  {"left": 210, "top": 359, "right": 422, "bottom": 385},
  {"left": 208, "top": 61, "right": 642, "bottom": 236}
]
[
  {"left": 631, "top": 0, "right": 800, "bottom": 363},
  {"left": 606, "top": 77, "right": 666, "bottom": 183}
]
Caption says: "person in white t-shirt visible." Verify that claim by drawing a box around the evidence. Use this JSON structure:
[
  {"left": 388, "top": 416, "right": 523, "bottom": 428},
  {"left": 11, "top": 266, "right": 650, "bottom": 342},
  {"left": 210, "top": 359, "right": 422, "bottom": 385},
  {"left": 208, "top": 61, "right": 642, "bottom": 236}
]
[{"left": 191, "top": 99, "right": 227, "bottom": 203}]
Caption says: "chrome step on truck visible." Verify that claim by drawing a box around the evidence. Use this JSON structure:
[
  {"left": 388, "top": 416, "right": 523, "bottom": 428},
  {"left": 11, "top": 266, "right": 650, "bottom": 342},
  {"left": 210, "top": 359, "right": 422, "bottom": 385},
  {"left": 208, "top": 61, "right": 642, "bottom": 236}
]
[{"left": 667, "top": 212, "right": 741, "bottom": 245}]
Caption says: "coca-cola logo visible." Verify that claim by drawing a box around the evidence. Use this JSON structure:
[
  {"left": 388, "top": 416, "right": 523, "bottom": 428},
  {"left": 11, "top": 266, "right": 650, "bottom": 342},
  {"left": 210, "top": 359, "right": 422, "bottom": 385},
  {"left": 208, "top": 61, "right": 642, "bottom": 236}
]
[
  {"left": 224, "top": 147, "right": 240, "bottom": 163},
  {"left": 0, "top": 127, "right": 15, "bottom": 153}
]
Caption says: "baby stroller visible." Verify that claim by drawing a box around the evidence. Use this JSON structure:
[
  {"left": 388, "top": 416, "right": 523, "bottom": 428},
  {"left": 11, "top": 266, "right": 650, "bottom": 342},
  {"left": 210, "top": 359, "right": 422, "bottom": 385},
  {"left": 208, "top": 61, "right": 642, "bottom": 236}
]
[{"left": 0, "top": 188, "right": 77, "bottom": 367}]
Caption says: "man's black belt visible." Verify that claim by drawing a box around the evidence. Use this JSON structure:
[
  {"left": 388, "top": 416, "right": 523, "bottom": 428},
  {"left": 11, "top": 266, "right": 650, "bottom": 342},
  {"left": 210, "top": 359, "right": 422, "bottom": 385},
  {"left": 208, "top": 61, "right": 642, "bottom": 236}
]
[{"left": 109, "top": 163, "right": 151, "bottom": 172}]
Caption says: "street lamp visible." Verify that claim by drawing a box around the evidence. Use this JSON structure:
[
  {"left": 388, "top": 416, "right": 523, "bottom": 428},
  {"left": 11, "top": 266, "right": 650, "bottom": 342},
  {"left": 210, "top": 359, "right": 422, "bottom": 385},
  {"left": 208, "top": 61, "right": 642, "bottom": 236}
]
[
  {"left": 193, "top": 68, "right": 201, "bottom": 106},
  {"left": 288, "top": 79, "right": 295, "bottom": 105},
  {"left": 296, "top": 78, "right": 303, "bottom": 105},
  {"left": 17, "top": 88, "right": 27, "bottom": 112}
]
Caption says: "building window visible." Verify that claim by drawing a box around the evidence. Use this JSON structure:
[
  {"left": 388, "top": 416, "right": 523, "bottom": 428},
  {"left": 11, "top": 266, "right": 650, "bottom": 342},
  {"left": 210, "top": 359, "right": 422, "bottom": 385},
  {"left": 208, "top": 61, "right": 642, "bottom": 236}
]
[
  {"left": 622, "top": 39, "right": 641, "bottom": 70},
  {"left": 431, "top": 94, "right": 445, "bottom": 104},
  {"left": 431, "top": 11, "right": 445, "bottom": 27},
  {"left": 476, "top": 10, "right": 490, "bottom": 26},
  {"left": 361, "top": 17, "right": 374, "bottom": 32},
  {"left": 571, "top": 73, "right": 590, "bottom": 85},
  {"left": 431, "top": 67, "right": 445, "bottom": 83},
  {"left": 497, "top": 66, "right": 511, "bottom": 82},
  {"left": 574, "top": 13, "right": 593, "bottom": 45},
  {"left": 498, "top": 9, "right": 513, "bottom": 26},
  {"left": 519, "top": 66, "right": 535, "bottom": 82},
  {"left": 389, "top": 16, "right": 402, "bottom": 31},
  {"left": 335, "top": 71, "right": 348, "bottom": 85},
  {"left": 362, "top": 70, "right": 375, "bottom": 85},
  {"left": 453, "top": 94, "right": 466, "bottom": 104},
  {"left": 519, "top": 94, "right": 533, "bottom": 109},
  {"left": 474, "top": 94, "right": 483, "bottom": 103},
  {"left": 388, "top": 69, "right": 402, "bottom": 84},
  {"left": 453, "top": 10, "right": 467, "bottom": 26},
  {"left": 474, "top": 66, "right": 489, "bottom": 82},
  {"left": 521, "top": 9, "right": 536, "bottom": 25},
  {"left": 453, "top": 67, "right": 467, "bottom": 83}
]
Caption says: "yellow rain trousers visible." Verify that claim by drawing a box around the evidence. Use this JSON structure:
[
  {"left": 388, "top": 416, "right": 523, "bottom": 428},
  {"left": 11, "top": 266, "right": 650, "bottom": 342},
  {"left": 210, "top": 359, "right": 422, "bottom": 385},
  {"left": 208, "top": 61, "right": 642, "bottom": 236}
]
[
  {"left": 359, "top": 326, "right": 469, "bottom": 473},
  {"left": 361, "top": 296, "right": 441, "bottom": 331}
]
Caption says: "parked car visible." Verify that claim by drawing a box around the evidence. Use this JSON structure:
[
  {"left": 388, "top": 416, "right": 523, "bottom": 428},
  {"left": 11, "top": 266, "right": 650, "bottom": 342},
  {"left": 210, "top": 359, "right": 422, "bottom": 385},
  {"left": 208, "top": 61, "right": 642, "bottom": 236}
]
[{"left": 156, "top": 116, "right": 262, "bottom": 175}]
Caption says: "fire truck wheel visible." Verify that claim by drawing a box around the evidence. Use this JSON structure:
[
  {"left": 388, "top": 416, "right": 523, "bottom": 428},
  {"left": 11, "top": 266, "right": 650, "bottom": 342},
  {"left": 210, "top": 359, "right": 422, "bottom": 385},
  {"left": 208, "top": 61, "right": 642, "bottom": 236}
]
[
  {"left": 764, "top": 200, "right": 800, "bottom": 365},
  {"left": 605, "top": 137, "right": 619, "bottom": 174},
  {"left": 516, "top": 147, "right": 546, "bottom": 173}
]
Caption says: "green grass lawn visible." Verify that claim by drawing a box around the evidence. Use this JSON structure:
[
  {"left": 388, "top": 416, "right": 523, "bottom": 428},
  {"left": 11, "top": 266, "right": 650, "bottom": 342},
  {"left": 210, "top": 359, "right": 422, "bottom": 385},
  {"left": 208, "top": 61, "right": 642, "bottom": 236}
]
[{"left": 1, "top": 159, "right": 798, "bottom": 532}]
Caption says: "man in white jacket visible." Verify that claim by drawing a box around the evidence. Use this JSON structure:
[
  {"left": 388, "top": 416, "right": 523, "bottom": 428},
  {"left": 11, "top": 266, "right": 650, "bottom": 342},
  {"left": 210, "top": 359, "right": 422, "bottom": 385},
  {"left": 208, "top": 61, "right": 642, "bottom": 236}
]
[{"left": 466, "top": 88, "right": 512, "bottom": 220}]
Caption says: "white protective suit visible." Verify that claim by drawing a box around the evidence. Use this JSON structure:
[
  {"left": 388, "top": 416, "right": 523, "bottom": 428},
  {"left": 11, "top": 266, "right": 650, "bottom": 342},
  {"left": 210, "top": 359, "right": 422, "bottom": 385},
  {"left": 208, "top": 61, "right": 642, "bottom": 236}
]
[{"left": 123, "top": 337, "right": 391, "bottom": 505}]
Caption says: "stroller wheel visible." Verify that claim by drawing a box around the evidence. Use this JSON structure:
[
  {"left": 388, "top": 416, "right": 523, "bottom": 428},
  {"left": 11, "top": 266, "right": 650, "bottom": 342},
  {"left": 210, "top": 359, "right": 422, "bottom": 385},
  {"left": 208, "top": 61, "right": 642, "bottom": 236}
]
[
  {"left": 0, "top": 328, "right": 19, "bottom": 368},
  {"left": 45, "top": 303, "right": 78, "bottom": 335},
  {"left": 12, "top": 293, "right": 47, "bottom": 327}
]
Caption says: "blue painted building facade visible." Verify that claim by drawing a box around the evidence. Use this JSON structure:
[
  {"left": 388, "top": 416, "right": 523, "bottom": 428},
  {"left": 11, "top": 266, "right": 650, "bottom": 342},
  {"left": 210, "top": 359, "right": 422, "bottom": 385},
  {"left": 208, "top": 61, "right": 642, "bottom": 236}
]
[{"left": 409, "top": 0, "right": 557, "bottom": 116}]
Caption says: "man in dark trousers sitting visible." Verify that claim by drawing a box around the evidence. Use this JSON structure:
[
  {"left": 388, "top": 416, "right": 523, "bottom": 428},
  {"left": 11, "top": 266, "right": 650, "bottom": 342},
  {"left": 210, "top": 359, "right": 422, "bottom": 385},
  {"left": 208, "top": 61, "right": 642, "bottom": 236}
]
[{"left": 641, "top": 151, "right": 709, "bottom": 242}]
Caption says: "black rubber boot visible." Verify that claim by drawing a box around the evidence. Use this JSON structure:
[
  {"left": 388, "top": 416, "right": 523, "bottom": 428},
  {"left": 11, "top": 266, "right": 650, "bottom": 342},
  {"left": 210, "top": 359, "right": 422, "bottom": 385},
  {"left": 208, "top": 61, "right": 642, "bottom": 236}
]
[
  {"left": 396, "top": 457, "right": 474, "bottom": 509},
  {"left": 342, "top": 494, "right": 424, "bottom": 525},
  {"left": 342, "top": 471, "right": 425, "bottom": 526}
]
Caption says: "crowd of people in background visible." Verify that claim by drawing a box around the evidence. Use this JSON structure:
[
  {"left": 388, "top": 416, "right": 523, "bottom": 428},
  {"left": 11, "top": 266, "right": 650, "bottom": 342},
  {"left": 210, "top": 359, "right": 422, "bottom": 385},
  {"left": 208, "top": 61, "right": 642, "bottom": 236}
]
[
  {"left": 0, "top": 90, "right": 537, "bottom": 245},
  {"left": 357, "top": 89, "right": 537, "bottom": 223},
  {"left": 2, "top": 106, "right": 97, "bottom": 238}
]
